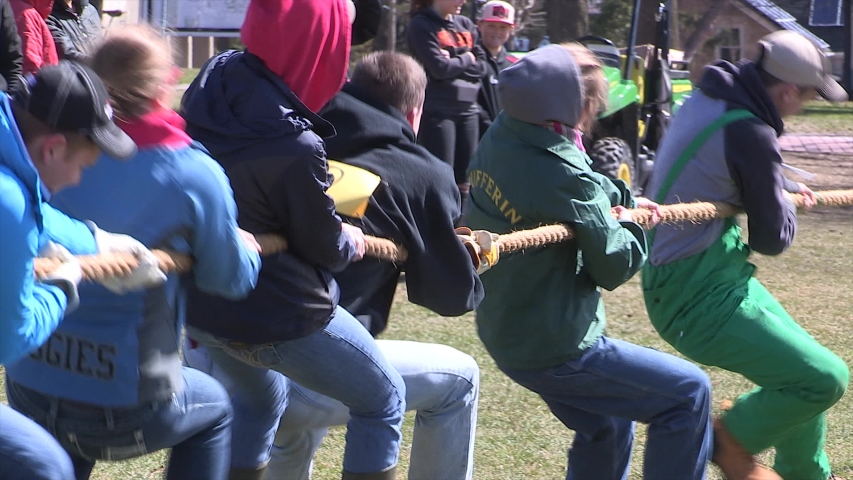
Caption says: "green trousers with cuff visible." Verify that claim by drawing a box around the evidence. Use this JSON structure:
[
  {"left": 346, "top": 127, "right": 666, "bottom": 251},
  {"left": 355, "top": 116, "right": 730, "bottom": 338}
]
[{"left": 643, "top": 220, "right": 848, "bottom": 480}]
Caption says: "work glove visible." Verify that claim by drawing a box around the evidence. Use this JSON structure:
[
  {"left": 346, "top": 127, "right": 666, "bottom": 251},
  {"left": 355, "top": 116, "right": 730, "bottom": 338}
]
[
  {"left": 456, "top": 227, "right": 500, "bottom": 275},
  {"left": 86, "top": 222, "right": 167, "bottom": 294},
  {"left": 38, "top": 242, "right": 82, "bottom": 313}
]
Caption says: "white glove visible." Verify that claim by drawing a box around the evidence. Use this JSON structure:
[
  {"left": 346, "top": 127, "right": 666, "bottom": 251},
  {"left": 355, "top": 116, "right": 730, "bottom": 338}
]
[
  {"left": 456, "top": 227, "right": 501, "bottom": 275},
  {"left": 86, "top": 222, "right": 167, "bottom": 294},
  {"left": 38, "top": 242, "right": 82, "bottom": 312}
]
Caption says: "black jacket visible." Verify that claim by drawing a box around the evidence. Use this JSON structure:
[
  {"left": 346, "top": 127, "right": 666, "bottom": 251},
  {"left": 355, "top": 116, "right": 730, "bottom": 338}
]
[
  {"left": 47, "top": 0, "right": 101, "bottom": 61},
  {"left": 0, "top": 0, "right": 22, "bottom": 91},
  {"left": 180, "top": 50, "right": 358, "bottom": 343},
  {"left": 406, "top": 8, "right": 486, "bottom": 111},
  {"left": 477, "top": 46, "right": 515, "bottom": 137},
  {"left": 322, "top": 83, "right": 483, "bottom": 335}
]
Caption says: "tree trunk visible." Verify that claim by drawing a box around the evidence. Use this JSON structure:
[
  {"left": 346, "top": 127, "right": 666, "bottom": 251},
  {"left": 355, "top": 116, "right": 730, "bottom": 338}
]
[
  {"left": 669, "top": 0, "right": 681, "bottom": 49},
  {"left": 373, "top": 0, "right": 397, "bottom": 51},
  {"left": 682, "top": 0, "right": 729, "bottom": 61},
  {"left": 545, "top": 0, "right": 588, "bottom": 44}
]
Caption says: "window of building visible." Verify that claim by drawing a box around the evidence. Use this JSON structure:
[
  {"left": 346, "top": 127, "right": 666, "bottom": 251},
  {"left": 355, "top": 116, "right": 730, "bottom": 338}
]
[
  {"left": 810, "top": 0, "right": 843, "bottom": 27},
  {"left": 716, "top": 28, "right": 742, "bottom": 63}
]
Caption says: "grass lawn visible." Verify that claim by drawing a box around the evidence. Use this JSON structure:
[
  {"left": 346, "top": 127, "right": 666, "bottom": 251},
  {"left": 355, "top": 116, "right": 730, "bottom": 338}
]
[
  {"left": 784, "top": 101, "right": 853, "bottom": 136},
  {"left": 2, "top": 100, "right": 851, "bottom": 480},
  {"left": 179, "top": 68, "right": 201, "bottom": 86}
]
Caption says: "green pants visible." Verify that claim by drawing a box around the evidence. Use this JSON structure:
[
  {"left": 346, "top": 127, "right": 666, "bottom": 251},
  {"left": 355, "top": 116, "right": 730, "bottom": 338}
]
[{"left": 643, "top": 221, "right": 848, "bottom": 480}]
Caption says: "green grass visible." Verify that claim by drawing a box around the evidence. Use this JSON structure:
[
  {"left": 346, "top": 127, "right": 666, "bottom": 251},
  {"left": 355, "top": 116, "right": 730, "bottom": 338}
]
[
  {"left": 179, "top": 68, "right": 200, "bottom": 86},
  {"left": 784, "top": 101, "right": 853, "bottom": 135}
]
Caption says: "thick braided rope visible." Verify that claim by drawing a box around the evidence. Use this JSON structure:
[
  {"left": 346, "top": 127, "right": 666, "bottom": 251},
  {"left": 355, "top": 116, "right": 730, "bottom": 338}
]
[
  {"left": 33, "top": 235, "right": 406, "bottom": 282},
  {"left": 32, "top": 190, "right": 853, "bottom": 282}
]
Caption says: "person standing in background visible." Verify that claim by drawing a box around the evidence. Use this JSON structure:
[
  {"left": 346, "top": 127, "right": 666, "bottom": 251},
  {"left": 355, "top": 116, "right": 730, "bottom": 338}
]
[
  {"left": 0, "top": 0, "right": 23, "bottom": 90},
  {"left": 47, "top": 0, "right": 100, "bottom": 61},
  {"left": 8, "top": 0, "right": 57, "bottom": 74},
  {"left": 476, "top": 0, "right": 515, "bottom": 137},
  {"left": 407, "top": 0, "right": 487, "bottom": 223}
]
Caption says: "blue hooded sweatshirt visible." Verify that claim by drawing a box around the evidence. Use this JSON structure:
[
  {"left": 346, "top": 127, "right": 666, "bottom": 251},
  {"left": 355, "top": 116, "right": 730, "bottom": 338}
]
[
  {"left": 0, "top": 93, "right": 97, "bottom": 365},
  {"left": 7, "top": 109, "right": 261, "bottom": 406}
]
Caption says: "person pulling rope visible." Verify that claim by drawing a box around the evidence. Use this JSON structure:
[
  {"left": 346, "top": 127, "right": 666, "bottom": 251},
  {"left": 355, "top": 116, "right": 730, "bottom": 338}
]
[{"left": 33, "top": 188, "right": 853, "bottom": 282}]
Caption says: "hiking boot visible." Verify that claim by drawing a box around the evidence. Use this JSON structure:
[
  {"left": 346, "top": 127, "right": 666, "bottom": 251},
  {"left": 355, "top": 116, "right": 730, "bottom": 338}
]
[{"left": 712, "top": 418, "right": 783, "bottom": 480}]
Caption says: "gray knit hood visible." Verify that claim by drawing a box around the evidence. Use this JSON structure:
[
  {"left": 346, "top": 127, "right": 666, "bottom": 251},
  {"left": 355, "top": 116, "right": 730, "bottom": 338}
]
[{"left": 498, "top": 44, "right": 583, "bottom": 127}]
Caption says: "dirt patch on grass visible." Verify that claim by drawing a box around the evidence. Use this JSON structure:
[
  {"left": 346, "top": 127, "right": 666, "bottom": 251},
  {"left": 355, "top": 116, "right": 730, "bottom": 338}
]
[{"left": 782, "top": 152, "right": 853, "bottom": 190}]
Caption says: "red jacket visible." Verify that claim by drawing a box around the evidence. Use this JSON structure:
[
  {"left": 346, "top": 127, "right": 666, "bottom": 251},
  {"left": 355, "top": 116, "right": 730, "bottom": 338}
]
[{"left": 9, "top": 0, "right": 57, "bottom": 75}]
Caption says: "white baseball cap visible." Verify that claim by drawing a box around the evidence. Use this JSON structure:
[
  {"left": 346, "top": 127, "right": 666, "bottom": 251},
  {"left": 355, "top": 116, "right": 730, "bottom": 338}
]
[
  {"left": 758, "top": 30, "right": 847, "bottom": 102},
  {"left": 480, "top": 1, "right": 515, "bottom": 25}
]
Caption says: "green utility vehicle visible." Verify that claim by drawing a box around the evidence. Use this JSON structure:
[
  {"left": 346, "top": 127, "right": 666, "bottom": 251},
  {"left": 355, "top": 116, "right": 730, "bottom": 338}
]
[{"left": 510, "top": 0, "right": 693, "bottom": 194}]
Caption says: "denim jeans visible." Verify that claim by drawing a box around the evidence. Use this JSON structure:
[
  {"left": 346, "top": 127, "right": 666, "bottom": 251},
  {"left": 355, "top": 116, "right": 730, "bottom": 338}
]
[
  {"left": 500, "top": 336, "right": 712, "bottom": 480},
  {"left": 6, "top": 367, "right": 232, "bottom": 480},
  {"left": 0, "top": 403, "right": 75, "bottom": 480},
  {"left": 186, "top": 339, "right": 479, "bottom": 480},
  {"left": 186, "top": 305, "right": 406, "bottom": 474}
]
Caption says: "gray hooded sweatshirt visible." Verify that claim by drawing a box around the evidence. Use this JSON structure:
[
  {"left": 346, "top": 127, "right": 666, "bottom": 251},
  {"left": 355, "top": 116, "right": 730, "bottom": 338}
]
[{"left": 645, "top": 60, "right": 798, "bottom": 266}]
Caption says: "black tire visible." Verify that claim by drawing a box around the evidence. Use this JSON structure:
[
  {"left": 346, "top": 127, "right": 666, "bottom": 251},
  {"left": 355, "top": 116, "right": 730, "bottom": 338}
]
[{"left": 589, "top": 137, "right": 635, "bottom": 190}]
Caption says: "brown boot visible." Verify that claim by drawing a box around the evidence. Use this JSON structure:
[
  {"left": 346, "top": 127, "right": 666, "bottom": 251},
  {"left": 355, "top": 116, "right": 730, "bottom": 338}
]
[
  {"left": 341, "top": 465, "right": 397, "bottom": 480},
  {"left": 228, "top": 465, "right": 267, "bottom": 480},
  {"left": 712, "top": 419, "right": 782, "bottom": 480}
]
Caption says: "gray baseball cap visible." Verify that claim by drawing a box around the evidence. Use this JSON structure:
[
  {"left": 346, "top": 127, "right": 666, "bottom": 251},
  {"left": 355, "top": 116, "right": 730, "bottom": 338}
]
[{"left": 758, "top": 30, "right": 847, "bottom": 102}]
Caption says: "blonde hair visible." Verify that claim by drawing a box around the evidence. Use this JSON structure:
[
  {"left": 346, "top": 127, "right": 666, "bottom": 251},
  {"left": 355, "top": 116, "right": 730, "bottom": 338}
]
[
  {"left": 89, "top": 25, "right": 174, "bottom": 120},
  {"left": 560, "top": 42, "right": 608, "bottom": 132}
]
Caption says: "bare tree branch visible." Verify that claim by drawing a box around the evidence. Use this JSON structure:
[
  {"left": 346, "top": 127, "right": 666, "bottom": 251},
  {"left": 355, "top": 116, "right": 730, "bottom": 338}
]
[{"left": 682, "top": 0, "right": 730, "bottom": 61}]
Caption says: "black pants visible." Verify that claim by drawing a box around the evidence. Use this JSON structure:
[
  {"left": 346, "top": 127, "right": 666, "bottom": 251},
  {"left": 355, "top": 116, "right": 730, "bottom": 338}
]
[{"left": 418, "top": 107, "right": 479, "bottom": 185}]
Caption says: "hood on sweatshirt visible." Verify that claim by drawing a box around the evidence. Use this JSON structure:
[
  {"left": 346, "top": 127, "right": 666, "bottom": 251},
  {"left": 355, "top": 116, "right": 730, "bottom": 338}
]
[
  {"left": 181, "top": 49, "right": 336, "bottom": 158},
  {"left": 321, "top": 83, "right": 416, "bottom": 158},
  {"left": 696, "top": 60, "right": 784, "bottom": 136},
  {"left": 498, "top": 44, "right": 583, "bottom": 127},
  {"left": 240, "top": 0, "right": 351, "bottom": 113}
]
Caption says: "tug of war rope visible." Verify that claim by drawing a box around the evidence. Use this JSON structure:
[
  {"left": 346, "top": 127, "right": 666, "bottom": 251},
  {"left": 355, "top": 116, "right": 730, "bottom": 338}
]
[{"left": 33, "top": 190, "right": 853, "bottom": 284}]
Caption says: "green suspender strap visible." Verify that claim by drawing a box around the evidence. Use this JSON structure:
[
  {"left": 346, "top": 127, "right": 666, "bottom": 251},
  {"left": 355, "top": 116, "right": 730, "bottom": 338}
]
[{"left": 647, "top": 109, "right": 756, "bottom": 245}]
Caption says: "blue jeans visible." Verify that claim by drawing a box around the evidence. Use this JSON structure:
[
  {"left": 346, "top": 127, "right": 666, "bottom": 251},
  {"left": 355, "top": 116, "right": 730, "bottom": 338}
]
[
  {"left": 186, "top": 339, "right": 479, "bottom": 480},
  {"left": 0, "top": 403, "right": 75, "bottom": 480},
  {"left": 500, "top": 336, "right": 712, "bottom": 480},
  {"left": 6, "top": 367, "right": 232, "bottom": 480},
  {"left": 187, "top": 306, "right": 406, "bottom": 473}
]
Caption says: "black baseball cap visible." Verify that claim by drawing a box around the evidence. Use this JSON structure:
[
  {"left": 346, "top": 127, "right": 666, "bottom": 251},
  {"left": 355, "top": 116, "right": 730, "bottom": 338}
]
[{"left": 11, "top": 61, "right": 137, "bottom": 159}]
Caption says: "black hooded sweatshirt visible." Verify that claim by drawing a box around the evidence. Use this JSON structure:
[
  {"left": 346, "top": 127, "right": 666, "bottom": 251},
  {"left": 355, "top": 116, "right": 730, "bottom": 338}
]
[
  {"left": 181, "top": 51, "right": 358, "bottom": 343},
  {"left": 406, "top": 7, "right": 487, "bottom": 112},
  {"left": 322, "top": 82, "right": 484, "bottom": 335}
]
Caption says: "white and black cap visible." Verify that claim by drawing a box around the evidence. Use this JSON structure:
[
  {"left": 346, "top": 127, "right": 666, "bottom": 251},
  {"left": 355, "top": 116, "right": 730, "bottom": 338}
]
[{"left": 12, "top": 60, "right": 137, "bottom": 159}]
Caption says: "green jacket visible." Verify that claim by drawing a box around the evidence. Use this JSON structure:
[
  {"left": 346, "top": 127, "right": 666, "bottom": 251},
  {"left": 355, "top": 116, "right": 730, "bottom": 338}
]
[{"left": 467, "top": 114, "right": 648, "bottom": 370}]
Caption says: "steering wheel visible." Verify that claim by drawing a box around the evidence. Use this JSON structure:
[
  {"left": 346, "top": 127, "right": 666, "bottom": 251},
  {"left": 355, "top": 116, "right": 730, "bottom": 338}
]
[{"left": 577, "top": 36, "right": 617, "bottom": 48}]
